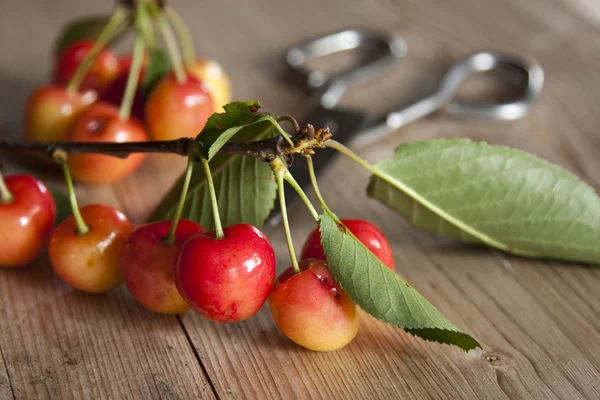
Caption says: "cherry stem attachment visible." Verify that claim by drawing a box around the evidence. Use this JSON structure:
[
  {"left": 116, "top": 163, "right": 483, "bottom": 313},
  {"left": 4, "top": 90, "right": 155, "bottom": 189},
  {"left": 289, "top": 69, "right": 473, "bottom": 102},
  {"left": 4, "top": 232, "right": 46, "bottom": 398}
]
[
  {"left": 164, "top": 156, "right": 194, "bottom": 245},
  {"left": 272, "top": 158, "right": 300, "bottom": 273},
  {"left": 165, "top": 7, "right": 195, "bottom": 64},
  {"left": 201, "top": 157, "right": 224, "bottom": 239},
  {"left": 282, "top": 169, "right": 319, "bottom": 221},
  {"left": 53, "top": 151, "right": 90, "bottom": 235},
  {"left": 119, "top": 30, "right": 145, "bottom": 119},
  {"left": 156, "top": 13, "right": 187, "bottom": 84},
  {"left": 0, "top": 170, "right": 14, "bottom": 204},
  {"left": 66, "top": 7, "right": 128, "bottom": 94}
]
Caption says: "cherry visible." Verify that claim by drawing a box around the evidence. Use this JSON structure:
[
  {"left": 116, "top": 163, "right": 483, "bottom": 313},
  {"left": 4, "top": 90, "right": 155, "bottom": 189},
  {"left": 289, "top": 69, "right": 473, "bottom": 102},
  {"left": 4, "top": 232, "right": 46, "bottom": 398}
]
[
  {"left": 0, "top": 174, "right": 56, "bottom": 268},
  {"left": 301, "top": 219, "right": 395, "bottom": 270},
  {"left": 174, "top": 223, "right": 276, "bottom": 322},
  {"left": 186, "top": 58, "right": 231, "bottom": 113},
  {"left": 269, "top": 259, "right": 359, "bottom": 351},
  {"left": 121, "top": 220, "right": 205, "bottom": 314},
  {"left": 53, "top": 40, "right": 120, "bottom": 93},
  {"left": 49, "top": 204, "right": 132, "bottom": 293},
  {"left": 24, "top": 85, "right": 96, "bottom": 142},
  {"left": 99, "top": 54, "right": 147, "bottom": 122},
  {"left": 145, "top": 73, "right": 214, "bottom": 140},
  {"left": 66, "top": 102, "right": 148, "bottom": 184}
]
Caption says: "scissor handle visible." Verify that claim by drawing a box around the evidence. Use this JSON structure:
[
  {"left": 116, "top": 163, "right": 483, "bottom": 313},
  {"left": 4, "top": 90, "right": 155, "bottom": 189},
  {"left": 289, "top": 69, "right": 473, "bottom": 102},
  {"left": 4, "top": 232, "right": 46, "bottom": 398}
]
[
  {"left": 439, "top": 51, "right": 544, "bottom": 120},
  {"left": 286, "top": 29, "right": 407, "bottom": 109}
]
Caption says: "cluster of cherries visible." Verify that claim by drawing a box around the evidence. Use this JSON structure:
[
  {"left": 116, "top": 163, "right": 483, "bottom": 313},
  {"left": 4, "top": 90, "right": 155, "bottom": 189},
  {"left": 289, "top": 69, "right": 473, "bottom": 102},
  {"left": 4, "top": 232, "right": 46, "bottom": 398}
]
[
  {"left": 0, "top": 168, "right": 394, "bottom": 351},
  {"left": 24, "top": 38, "right": 230, "bottom": 184}
]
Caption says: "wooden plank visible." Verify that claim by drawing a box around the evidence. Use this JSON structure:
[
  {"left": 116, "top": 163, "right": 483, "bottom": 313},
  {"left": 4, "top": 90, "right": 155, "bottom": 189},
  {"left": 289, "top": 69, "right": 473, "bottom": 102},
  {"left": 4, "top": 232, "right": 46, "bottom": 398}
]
[
  {"left": 0, "top": 257, "right": 215, "bottom": 399},
  {"left": 0, "top": 347, "right": 13, "bottom": 399}
]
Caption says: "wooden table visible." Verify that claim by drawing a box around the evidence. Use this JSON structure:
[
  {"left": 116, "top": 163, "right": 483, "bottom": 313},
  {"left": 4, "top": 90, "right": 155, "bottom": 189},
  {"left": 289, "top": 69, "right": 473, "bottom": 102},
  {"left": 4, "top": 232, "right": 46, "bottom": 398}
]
[{"left": 1, "top": 0, "right": 600, "bottom": 398}]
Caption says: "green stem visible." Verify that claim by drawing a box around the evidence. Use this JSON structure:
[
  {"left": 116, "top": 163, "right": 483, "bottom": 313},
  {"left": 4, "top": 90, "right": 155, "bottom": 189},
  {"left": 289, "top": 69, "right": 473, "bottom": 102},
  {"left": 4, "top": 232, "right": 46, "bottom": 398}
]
[
  {"left": 156, "top": 13, "right": 187, "bottom": 84},
  {"left": 326, "top": 139, "right": 381, "bottom": 177},
  {"left": 274, "top": 164, "right": 300, "bottom": 273},
  {"left": 305, "top": 155, "right": 337, "bottom": 220},
  {"left": 0, "top": 170, "right": 14, "bottom": 204},
  {"left": 165, "top": 7, "right": 195, "bottom": 64},
  {"left": 53, "top": 151, "right": 90, "bottom": 235},
  {"left": 136, "top": 1, "right": 156, "bottom": 47},
  {"left": 275, "top": 116, "right": 298, "bottom": 147},
  {"left": 201, "top": 157, "right": 224, "bottom": 238},
  {"left": 282, "top": 169, "right": 319, "bottom": 221},
  {"left": 164, "top": 156, "right": 194, "bottom": 244},
  {"left": 119, "top": 31, "right": 145, "bottom": 119},
  {"left": 66, "top": 7, "right": 128, "bottom": 94}
]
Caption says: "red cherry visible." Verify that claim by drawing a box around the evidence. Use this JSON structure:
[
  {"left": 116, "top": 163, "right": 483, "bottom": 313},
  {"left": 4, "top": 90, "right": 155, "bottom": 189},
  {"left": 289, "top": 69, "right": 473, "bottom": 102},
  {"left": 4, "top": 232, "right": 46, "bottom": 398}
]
[
  {"left": 301, "top": 219, "right": 395, "bottom": 270},
  {"left": 121, "top": 220, "right": 205, "bottom": 314},
  {"left": 0, "top": 175, "right": 56, "bottom": 267},
  {"left": 24, "top": 85, "right": 96, "bottom": 142},
  {"left": 53, "top": 40, "right": 120, "bottom": 93},
  {"left": 145, "top": 73, "right": 214, "bottom": 140},
  {"left": 269, "top": 259, "right": 359, "bottom": 351},
  {"left": 66, "top": 102, "right": 148, "bottom": 184},
  {"left": 100, "top": 56, "right": 147, "bottom": 122},
  {"left": 174, "top": 223, "right": 276, "bottom": 322},
  {"left": 49, "top": 204, "right": 132, "bottom": 293}
]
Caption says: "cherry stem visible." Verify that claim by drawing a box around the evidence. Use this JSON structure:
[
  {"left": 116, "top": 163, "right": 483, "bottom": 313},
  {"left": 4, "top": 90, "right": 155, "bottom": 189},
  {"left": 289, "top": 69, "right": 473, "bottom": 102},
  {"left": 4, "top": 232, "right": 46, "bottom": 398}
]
[
  {"left": 119, "top": 30, "right": 145, "bottom": 120},
  {"left": 0, "top": 170, "right": 14, "bottom": 204},
  {"left": 305, "top": 155, "right": 340, "bottom": 223},
  {"left": 136, "top": 0, "right": 157, "bottom": 47},
  {"left": 282, "top": 169, "right": 319, "bottom": 221},
  {"left": 156, "top": 13, "right": 187, "bottom": 84},
  {"left": 273, "top": 159, "right": 300, "bottom": 274},
  {"left": 201, "top": 157, "right": 224, "bottom": 239},
  {"left": 275, "top": 116, "right": 299, "bottom": 147},
  {"left": 326, "top": 139, "right": 381, "bottom": 181},
  {"left": 66, "top": 7, "right": 128, "bottom": 94},
  {"left": 164, "top": 156, "right": 194, "bottom": 245},
  {"left": 165, "top": 7, "right": 195, "bottom": 64},
  {"left": 53, "top": 151, "right": 90, "bottom": 235}
]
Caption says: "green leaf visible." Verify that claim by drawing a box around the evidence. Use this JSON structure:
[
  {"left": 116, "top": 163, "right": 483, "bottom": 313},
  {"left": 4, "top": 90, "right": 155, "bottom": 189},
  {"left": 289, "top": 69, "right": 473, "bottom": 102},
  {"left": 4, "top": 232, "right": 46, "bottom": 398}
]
[
  {"left": 319, "top": 212, "right": 480, "bottom": 351},
  {"left": 141, "top": 48, "right": 170, "bottom": 95},
  {"left": 54, "top": 16, "right": 130, "bottom": 57},
  {"left": 367, "top": 139, "right": 600, "bottom": 265},
  {"left": 195, "top": 101, "right": 268, "bottom": 161},
  {"left": 149, "top": 124, "right": 278, "bottom": 229},
  {"left": 49, "top": 187, "right": 71, "bottom": 226}
]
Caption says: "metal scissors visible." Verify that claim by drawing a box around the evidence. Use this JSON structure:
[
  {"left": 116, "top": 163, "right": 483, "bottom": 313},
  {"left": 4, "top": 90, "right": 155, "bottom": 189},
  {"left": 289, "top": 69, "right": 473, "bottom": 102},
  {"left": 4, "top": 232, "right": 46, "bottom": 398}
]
[{"left": 268, "top": 29, "right": 544, "bottom": 224}]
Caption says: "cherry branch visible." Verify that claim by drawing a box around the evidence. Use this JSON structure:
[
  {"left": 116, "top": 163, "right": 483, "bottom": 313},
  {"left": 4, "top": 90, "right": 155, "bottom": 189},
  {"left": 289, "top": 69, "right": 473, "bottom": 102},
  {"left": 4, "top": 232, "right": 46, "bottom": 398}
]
[{"left": 0, "top": 125, "right": 332, "bottom": 162}]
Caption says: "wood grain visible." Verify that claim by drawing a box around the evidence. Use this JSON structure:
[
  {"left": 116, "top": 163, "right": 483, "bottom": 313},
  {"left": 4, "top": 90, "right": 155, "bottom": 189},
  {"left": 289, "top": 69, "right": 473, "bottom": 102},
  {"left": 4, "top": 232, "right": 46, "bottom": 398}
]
[{"left": 1, "top": 0, "right": 600, "bottom": 398}]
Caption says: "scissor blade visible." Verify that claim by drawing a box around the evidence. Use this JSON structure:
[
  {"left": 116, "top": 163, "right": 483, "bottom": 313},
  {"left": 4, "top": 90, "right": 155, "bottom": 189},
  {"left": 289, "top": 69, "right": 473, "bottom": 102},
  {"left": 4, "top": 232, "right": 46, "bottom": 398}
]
[{"left": 266, "top": 105, "right": 376, "bottom": 226}]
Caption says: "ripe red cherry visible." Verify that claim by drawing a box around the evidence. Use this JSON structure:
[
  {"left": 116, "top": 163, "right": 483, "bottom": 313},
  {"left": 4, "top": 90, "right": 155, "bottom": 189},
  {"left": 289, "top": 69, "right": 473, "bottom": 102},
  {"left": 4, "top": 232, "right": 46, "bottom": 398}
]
[
  {"left": 269, "top": 259, "right": 360, "bottom": 351},
  {"left": 301, "top": 219, "right": 395, "bottom": 270},
  {"left": 121, "top": 220, "right": 205, "bottom": 314},
  {"left": 99, "top": 55, "right": 147, "bottom": 122},
  {"left": 53, "top": 40, "right": 120, "bottom": 93},
  {"left": 0, "top": 174, "right": 56, "bottom": 268},
  {"left": 24, "top": 85, "right": 96, "bottom": 142},
  {"left": 145, "top": 73, "right": 214, "bottom": 140},
  {"left": 174, "top": 224, "right": 276, "bottom": 322},
  {"left": 66, "top": 102, "right": 148, "bottom": 184},
  {"left": 49, "top": 204, "right": 132, "bottom": 293}
]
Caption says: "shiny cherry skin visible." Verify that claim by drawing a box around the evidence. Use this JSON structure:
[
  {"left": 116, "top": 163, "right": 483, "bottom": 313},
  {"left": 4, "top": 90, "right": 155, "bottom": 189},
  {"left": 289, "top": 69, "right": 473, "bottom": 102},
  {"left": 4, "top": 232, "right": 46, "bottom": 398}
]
[
  {"left": 145, "top": 73, "right": 214, "bottom": 140},
  {"left": 53, "top": 40, "right": 120, "bottom": 93},
  {"left": 301, "top": 219, "right": 395, "bottom": 270},
  {"left": 66, "top": 102, "right": 148, "bottom": 184},
  {"left": 186, "top": 58, "right": 231, "bottom": 113},
  {"left": 174, "top": 223, "right": 276, "bottom": 322},
  {"left": 99, "top": 54, "right": 147, "bottom": 122},
  {"left": 121, "top": 220, "right": 205, "bottom": 314},
  {"left": 49, "top": 204, "right": 132, "bottom": 293},
  {"left": 24, "top": 85, "right": 96, "bottom": 142},
  {"left": 269, "top": 259, "right": 360, "bottom": 351},
  {"left": 0, "top": 175, "right": 56, "bottom": 268}
]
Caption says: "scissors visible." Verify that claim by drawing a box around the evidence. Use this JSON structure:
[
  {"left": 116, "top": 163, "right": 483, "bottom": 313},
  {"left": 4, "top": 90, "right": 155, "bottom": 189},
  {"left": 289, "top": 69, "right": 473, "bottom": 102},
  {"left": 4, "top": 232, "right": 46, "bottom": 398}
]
[{"left": 267, "top": 29, "right": 544, "bottom": 225}]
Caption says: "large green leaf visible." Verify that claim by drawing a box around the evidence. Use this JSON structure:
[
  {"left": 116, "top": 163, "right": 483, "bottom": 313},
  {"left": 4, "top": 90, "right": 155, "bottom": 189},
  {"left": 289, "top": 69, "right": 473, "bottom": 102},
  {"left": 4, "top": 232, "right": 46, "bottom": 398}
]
[
  {"left": 54, "top": 16, "right": 130, "bottom": 57},
  {"left": 367, "top": 139, "right": 600, "bottom": 264},
  {"left": 149, "top": 118, "right": 278, "bottom": 229},
  {"left": 319, "top": 212, "right": 480, "bottom": 351}
]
